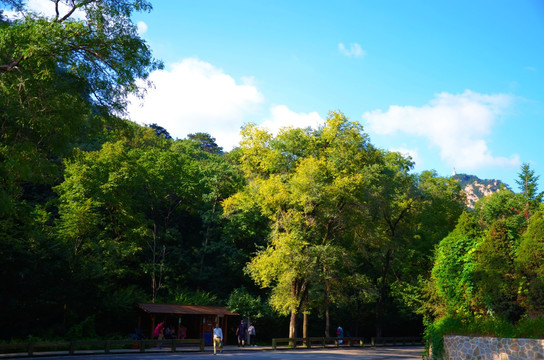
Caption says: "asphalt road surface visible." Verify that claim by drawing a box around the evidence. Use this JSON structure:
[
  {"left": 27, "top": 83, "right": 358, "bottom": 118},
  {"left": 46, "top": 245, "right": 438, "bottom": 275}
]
[{"left": 24, "top": 346, "right": 425, "bottom": 360}]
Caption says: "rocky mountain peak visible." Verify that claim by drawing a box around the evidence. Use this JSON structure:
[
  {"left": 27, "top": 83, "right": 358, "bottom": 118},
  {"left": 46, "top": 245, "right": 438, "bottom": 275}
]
[{"left": 453, "top": 173, "right": 511, "bottom": 209}]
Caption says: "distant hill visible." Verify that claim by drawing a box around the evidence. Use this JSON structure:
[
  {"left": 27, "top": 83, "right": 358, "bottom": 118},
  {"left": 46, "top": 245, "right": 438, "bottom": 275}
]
[{"left": 453, "top": 173, "right": 511, "bottom": 209}]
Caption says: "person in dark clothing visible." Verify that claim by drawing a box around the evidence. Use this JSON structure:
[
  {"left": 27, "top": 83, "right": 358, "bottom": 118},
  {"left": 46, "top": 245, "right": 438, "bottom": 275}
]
[{"left": 236, "top": 320, "right": 247, "bottom": 347}]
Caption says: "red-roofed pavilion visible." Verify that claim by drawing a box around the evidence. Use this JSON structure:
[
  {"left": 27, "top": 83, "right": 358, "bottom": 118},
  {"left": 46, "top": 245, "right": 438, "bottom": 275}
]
[{"left": 137, "top": 303, "right": 237, "bottom": 344}]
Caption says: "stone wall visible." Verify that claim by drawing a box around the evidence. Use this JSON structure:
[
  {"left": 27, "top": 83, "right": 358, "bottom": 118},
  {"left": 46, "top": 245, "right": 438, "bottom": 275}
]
[{"left": 443, "top": 335, "right": 544, "bottom": 360}]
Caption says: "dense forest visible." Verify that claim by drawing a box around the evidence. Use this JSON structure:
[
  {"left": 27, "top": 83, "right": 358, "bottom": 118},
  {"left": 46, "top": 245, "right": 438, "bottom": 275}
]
[{"left": 1, "top": 1, "right": 542, "bottom": 348}]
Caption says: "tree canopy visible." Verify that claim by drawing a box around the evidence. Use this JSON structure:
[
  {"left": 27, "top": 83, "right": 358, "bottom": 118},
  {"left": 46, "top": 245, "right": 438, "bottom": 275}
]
[{"left": 224, "top": 112, "right": 464, "bottom": 338}]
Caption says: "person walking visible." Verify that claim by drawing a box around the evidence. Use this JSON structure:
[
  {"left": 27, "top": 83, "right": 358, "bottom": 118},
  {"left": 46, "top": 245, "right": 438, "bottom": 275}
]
[
  {"left": 248, "top": 323, "right": 256, "bottom": 347},
  {"left": 336, "top": 325, "right": 344, "bottom": 344},
  {"left": 153, "top": 321, "right": 165, "bottom": 349},
  {"left": 236, "top": 320, "right": 247, "bottom": 347},
  {"left": 153, "top": 321, "right": 165, "bottom": 339},
  {"left": 213, "top": 323, "right": 223, "bottom": 355}
]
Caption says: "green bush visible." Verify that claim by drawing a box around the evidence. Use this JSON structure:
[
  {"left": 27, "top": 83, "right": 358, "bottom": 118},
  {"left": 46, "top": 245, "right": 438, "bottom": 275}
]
[
  {"left": 424, "top": 316, "right": 462, "bottom": 359},
  {"left": 65, "top": 315, "right": 98, "bottom": 340},
  {"left": 515, "top": 316, "right": 544, "bottom": 338}
]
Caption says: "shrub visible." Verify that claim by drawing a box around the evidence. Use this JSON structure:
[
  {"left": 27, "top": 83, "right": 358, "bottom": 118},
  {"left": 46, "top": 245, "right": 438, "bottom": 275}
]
[{"left": 515, "top": 316, "right": 544, "bottom": 338}]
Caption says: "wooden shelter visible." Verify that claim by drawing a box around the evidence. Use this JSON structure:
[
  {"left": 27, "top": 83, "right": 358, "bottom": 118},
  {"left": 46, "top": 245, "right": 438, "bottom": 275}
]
[{"left": 137, "top": 303, "right": 237, "bottom": 344}]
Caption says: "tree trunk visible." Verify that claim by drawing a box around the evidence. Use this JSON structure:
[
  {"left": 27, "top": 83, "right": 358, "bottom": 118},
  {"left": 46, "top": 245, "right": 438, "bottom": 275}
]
[
  {"left": 325, "top": 282, "right": 330, "bottom": 337},
  {"left": 197, "top": 201, "right": 216, "bottom": 289},
  {"left": 303, "top": 312, "right": 308, "bottom": 339},
  {"left": 375, "top": 300, "right": 383, "bottom": 338},
  {"left": 376, "top": 248, "right": 392, "bottom": 337},
  {"left": 289, "top": 280, "right": 298, "bottom": 342},
  {"left": 150, "top": 223, "right": 165, "bottom": 303},
  {"left": 325, "top": 307, "right": 330, "bottom": 337},
  {"left": 288, "top": 279, "right": 309, "bottom": 342},
  {"left": 289, "top": 310, "right": 297, "bottom": 339}
]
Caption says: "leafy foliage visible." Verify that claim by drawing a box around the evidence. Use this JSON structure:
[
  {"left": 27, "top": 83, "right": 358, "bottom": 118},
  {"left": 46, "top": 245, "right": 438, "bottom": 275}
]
[
  {"left": 425, "top": 164, "right": 544, "bottom": 359},
  {"left": 225, "top": 112, "right": 464, "bottom": 338},
  {"left": 227, "top": 287, "right": 267, "bottom": 319}
]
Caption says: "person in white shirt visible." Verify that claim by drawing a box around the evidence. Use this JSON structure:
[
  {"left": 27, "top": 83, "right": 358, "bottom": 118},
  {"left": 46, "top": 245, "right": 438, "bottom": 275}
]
[
  {"left": 213, "top": 323, "right": 223, "bottom": 355},
  {"left": 248, "top": 323, "right": 256, "bottom": 346}
]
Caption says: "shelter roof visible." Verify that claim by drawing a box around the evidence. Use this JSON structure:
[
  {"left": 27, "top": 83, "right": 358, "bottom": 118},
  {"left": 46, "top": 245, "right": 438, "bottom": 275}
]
[{"left": 137, "top": 303, "right": 238, "bottom": 316}]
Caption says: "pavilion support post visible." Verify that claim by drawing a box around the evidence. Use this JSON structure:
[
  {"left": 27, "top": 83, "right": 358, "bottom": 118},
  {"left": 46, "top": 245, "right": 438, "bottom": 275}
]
[
  {"left": 177, "top": 317, "right": 181, "bottom": 339},
  {"left": 224, "top": 315, "right": 228, "bottom": 344}
]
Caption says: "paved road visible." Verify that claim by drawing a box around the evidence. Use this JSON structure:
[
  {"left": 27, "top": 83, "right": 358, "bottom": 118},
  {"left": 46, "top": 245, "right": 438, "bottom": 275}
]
[{"left": 23, "top": 347, "right": 424, "bottom": 360}]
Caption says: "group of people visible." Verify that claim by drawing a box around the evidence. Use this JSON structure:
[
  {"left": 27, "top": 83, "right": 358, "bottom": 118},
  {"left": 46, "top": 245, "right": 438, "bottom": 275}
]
[
  {"left": 211, "top": 320, "right": 256, "bottom": 355},
  {"left": 236, "top": 320, "right": 256, "bottom": 347},
  {"left": 152, "top": 321, "right": 346, "bottom": 355},
  {"left": 152, "top": 321, "right": 186, "bottom": 340}
]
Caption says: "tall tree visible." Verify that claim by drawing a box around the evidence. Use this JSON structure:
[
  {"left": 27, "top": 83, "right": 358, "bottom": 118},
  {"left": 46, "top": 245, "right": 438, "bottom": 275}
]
[
  {"left": 0, "top": 0, "right": 161, "bottom": 211},
  {"left": 1, "top": 0, "right": 161, "bottom": 112},
  {"left": 354, "top": 163, "right": 464, "bottom": 337},
  {"left": 516, "top": 210, "right": 544, "bottom": 317},
  {"left": 516, "top": 162, "right": 543, "bottom": 218},
  {"left": 55, "top": 131, "right": 206, "bottom": 306},
  {"left": 0, "top": 0, "right": 160, "bottom": 339},
  {"left": 224, "top": 112, "right": 384, "bottom": 338}
]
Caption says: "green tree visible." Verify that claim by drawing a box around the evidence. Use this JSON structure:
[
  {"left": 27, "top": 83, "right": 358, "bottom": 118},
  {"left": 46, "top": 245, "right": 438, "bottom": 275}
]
[
  {"left": 382, "top": 171, "right": 464, "bottom": 334},
  {"left": 227, "top": 287, "right": 267, "bottom": 320},
  {"left": 476, "top": 218, "right": 523, "bottom": 321},
  {"left": 431, "top": 212, "right": 483, "bottom": 318},
  {"left": 1, "top": 0, "right": 161, "bottom": 112},
  {"left": 176, "top": 139, "right": 245, "bottom": 292},
  {"left": 363, "top": 153, "right": 420, "bottom": 337},
  {"left": 0, "top": 0, "right": 161, "bottom": 211},
  {"left": 516, "top": 162, "right": 543, "bottom": 218},
  {"left": 516, "top": 210, "right": 544, "bottom": 316},
  {"left": 431, "top": 190, "right": 527, "bottom": 320},
  {"left": 225, "top": 112, "right": 386, "bottom": 338},
  {"left": 148, "top": 123, "right": 172, "bottom": 139},
  {"left": 0, "top": 0, "right": 160, "bottom": 339},
  {"left": 187, "top": 132, "right": 223, "bottom": 154},
  {"left": 54, "top": 130, "right": 207, "bottom": 319},
  {"left": 54, "top": 125, "right": 246, "bottom": 318}
]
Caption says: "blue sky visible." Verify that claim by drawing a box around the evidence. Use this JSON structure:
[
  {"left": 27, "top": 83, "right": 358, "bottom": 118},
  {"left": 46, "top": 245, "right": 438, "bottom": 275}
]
[{"left": 7, "top": 0, "right": 544, "bottom": 190}]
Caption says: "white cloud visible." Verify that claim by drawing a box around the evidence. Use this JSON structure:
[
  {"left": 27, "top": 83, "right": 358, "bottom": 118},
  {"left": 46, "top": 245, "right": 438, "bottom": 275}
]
[
  {"left": 338, "top": 43, "right": 366, "bottom": 58},
  {"left": 137, "top": 21, "right": 148, "bottom": 35},
  {"left": 3, "top": 1, "right": 146, "bottom": 32},
  {"left": 362, "top": 90, "right": 520, "bottom": 170},
  {"left": 127, "top": 58, "right": 265, "bottom": 150},
  {"left": 1, "top": 9, "right": 19, "bottom": 19},
  {"left": 241, "top": 76, "right": 257, "bottom": 86},
  {"left": 26, "top": 0, "right": 85, "bottom": 19},
  {"left": 260, "top": 105, "right": 324, "bottom": 135},
  {"left": 127, "top": 58, "right": 325, "bottom": 150},
  {"left": 2, "top": 0, "right": 85, "bottom": 20},
  {"left": 26, "top": 0, "right": 57, "bottom": 16}
]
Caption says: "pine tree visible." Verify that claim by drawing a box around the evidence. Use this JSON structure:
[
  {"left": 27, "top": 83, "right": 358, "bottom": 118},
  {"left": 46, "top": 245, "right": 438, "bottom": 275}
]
[{"left": 515, "top": 163, "right": 543, "bottom": 218}]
